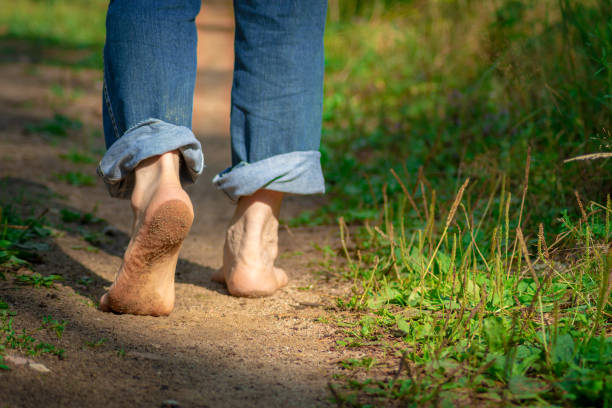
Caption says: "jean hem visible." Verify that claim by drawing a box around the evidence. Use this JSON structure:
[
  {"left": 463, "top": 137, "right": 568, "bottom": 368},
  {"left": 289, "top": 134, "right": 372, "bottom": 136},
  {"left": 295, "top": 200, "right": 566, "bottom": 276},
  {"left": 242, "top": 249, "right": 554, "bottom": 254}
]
[
  {"left": 212, "top": 151, "right": 325, "bottom": 202},
  {"left": 97, "top": 118, "right": 204, "bottom": 199}
]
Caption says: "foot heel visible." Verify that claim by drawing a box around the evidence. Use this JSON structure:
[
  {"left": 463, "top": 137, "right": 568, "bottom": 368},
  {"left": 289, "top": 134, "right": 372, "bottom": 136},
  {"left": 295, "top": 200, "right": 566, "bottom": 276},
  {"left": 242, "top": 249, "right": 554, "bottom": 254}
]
[{"left": 142, "top": 200, "right": 193, "bottom": 262}]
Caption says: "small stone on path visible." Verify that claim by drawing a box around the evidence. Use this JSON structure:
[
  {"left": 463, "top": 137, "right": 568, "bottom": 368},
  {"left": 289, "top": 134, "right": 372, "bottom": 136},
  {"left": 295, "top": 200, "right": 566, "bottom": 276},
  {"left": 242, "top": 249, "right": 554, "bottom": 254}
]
[
  {"left": 29, "top": 363, "right": 51, "bottom": 373},
  {"left": 4, "top": 355, "right": 28, "bottom": 366},
  {"left": 5, "top": 354, "right": 51, "bottom": 373}
]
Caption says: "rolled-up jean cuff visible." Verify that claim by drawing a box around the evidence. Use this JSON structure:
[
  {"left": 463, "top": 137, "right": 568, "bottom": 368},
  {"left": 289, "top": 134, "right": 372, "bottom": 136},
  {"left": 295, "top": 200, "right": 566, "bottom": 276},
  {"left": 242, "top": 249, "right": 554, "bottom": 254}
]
[
  {"left": 212, "top": 151, "right": 325, "bottom": 201},
  {"left": 97, "top": 118, "right": 204, "bottom": 199}
]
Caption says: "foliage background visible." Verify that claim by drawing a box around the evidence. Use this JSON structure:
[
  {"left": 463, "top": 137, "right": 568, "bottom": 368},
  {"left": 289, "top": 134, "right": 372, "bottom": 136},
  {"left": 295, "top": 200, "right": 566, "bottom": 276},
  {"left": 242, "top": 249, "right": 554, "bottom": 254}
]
[{"left": 0, "top": 0, "right": 610, "bottom": 406}]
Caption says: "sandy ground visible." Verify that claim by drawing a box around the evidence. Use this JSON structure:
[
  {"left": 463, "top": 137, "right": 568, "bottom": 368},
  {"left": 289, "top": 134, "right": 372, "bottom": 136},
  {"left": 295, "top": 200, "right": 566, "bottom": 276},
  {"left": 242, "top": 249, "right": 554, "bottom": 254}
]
[{"left": 0, "top": 2, "right": 360, "bottom": 407}]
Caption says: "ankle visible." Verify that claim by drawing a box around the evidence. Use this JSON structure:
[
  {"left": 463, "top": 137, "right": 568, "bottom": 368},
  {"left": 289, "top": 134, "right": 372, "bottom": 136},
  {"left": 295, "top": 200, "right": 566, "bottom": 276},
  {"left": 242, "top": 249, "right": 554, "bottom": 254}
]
[
  {"left": 131, "top": 151, "right": 182, "bottom": 211},
  {"left": 155, "top": 151, "right": 181, "bottom": 181},
  {"left": 235, "top": 190, "right": 283, "bottom": 220}
]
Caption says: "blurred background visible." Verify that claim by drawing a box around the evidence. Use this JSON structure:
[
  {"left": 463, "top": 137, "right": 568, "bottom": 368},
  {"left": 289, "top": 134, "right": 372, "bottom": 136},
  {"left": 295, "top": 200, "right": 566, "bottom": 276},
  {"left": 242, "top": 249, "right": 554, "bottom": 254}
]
[
  {"left": 0, "top": 0, "right": 610, "bottom": 230},
  {"left": 0, "top": 2, "right": 611, "bottom": 406}
]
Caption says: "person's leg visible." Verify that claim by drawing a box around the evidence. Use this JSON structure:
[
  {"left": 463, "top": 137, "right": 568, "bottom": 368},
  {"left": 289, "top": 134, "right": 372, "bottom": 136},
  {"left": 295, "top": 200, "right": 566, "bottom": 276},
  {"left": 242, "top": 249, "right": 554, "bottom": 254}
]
[
  {"left": 212, "top": 0, "right": 327, "bottom": 296},
  {"left": 97, "top": 0, "right": 202, "bottom": 315}
]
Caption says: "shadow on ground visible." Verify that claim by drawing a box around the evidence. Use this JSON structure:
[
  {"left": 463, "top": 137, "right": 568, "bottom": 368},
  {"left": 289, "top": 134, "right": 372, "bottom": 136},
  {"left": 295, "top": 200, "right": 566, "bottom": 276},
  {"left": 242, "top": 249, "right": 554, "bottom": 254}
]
[
  {"left": 0, "top": 36, "right": 102, "bottom": 69},
  {"left": 0, "top": 177, "right": 227, "bottom": 302}
]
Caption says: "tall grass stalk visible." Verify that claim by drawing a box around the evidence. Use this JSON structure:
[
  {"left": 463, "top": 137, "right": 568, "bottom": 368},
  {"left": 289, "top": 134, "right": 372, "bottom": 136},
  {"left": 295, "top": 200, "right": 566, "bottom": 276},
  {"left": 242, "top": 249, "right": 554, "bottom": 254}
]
[{"left": 331, "top": 162, "right": 611, "bottom": 406}]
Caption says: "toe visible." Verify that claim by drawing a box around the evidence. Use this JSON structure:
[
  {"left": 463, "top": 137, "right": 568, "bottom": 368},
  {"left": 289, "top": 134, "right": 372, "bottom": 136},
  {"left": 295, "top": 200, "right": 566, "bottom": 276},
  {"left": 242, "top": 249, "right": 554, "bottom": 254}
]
[
  {"left": 274, "top": 267, "right": 289, "bottom": 288},
  {"left": 211, "top": 268, "right": 226, "bottom": 283},
  {"left": 99, "top": 293, "right": 111, "bottom": 313}
]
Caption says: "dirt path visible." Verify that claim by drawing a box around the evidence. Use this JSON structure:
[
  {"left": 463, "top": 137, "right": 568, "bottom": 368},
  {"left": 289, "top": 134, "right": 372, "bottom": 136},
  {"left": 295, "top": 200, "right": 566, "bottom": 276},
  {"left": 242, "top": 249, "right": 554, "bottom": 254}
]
[{"left": 0, "top": 3, "right": 357, "bottom": 407}]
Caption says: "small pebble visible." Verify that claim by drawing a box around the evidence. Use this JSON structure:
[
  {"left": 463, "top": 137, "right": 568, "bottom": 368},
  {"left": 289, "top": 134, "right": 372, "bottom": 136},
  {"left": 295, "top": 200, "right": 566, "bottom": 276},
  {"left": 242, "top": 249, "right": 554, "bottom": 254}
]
[
  {"left": 4, "top": 355, "right": 28, "bottom": 366},
  {"left": 4, "top": 355, "right": 51, "bottom": 373},
  {"left": 29, "top": 363, "right": 51, "bottom": 373}
]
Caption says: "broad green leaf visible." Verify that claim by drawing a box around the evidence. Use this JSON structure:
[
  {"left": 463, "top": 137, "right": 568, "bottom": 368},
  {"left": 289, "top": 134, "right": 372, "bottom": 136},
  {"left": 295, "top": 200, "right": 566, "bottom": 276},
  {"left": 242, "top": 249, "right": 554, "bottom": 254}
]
[
  {"left": 508, "top": 376, "right": 547, "bottom": 399},
  {"left": 483, "top": 317, "right": 506, "bottom": 352},
  {"left": 395, "top": 315, "right": 410, "bottom": 334},
  {"left": 552, "top": 333, "right": 575, "bottom": 365}
]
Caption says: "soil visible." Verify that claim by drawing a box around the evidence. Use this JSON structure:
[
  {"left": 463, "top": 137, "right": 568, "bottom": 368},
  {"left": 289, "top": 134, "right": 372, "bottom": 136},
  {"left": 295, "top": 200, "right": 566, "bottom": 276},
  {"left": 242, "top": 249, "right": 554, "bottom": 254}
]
[{"left": 0, "top": 2, "right": 362, "bottom": 407}]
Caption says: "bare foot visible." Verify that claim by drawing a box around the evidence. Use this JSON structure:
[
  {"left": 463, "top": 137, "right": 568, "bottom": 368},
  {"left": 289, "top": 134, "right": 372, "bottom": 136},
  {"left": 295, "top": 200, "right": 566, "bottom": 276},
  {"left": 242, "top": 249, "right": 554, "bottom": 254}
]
[
  {"left": 212, "top": 190, "right": 288, "bottom": 297},
  {"left": 100, "top": 151, "right": 193, "bottom": 316}
]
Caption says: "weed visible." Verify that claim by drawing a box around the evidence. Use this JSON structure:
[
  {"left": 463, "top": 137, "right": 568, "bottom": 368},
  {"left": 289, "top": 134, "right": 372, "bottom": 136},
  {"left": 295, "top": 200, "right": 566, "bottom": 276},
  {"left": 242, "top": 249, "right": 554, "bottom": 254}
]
[
  {"left": 40, "top": 316, "right": 66, "bottom": 339},
  {"left": 77, "top": 276, "right": 94, "bottom": 286},
  {"left": 59, "top": 150, "right": 97, "bottom": 165},
  {"left": 55, "top": 171, "right": 95, "bottom": 187},
  {"left": 81, "top": 230, "right": 107, "bottom": 246},
  {"left": 80, "top": 298, "right": 97, "bottom": 309},
  {"left": 340, "top": 357, "right": 376, "bottom": 371},
  {"left": 70, "top": 245, "right": 99, "bottom": 253},
  {"left": 0, "top": 302, "right": 8, "bottom": 370},
  {"left": 327, "top": 173, "right": 611, "bottom": 405},
  {"left": 316, "top": 316, "right": 330, "bottom": 324},
  {"left": 26, "top": 114, "right": 82, "bottom": 138},
  {"left": 60, "top": 208, "right": 102, "bottom": 224},
  {"left": 84, "top": 338, "right": 106, "bottom": 348},
  {"left": 15, "top": 272, "right": 62, "bottom": 288},
  {"left": 314, "top": 3, "right": 612, "bottom": 404},
  {"left": 0, "top": 0, "right": 107, "bottom": 48},
  {"left": 315, "top": 0, "right": 612, "bottom": 230},
  {"left": 0, "top": 302, "right": 66, "bottom": 360},
  {"left": 0, "top": 205, "right": 50, "bottom": 273},
  {"left": 0, "top": 0, "right": 106, "bottom": 68},
  {"left": 0, "top": 355, "right": 8, "bottom": 371}
]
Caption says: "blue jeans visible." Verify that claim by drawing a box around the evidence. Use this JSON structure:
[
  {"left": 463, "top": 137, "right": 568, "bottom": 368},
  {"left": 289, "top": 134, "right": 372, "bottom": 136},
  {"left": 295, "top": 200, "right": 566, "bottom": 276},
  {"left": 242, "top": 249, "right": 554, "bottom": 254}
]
[{"left": 98, "top": 0, "right": 327, "bottom": 201}]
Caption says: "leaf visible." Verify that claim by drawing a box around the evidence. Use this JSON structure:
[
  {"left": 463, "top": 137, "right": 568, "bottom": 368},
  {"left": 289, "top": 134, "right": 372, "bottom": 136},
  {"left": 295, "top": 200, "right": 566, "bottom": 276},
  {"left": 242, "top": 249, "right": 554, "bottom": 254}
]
[
  {"left": 552, "top": 333, "right": 575, "bottom": 365},
  {"left": 483, "top": 316, "right": 506, "bottom": 352},
  {"left": 436, "top": 251, "right": 451, "bottom": 275},
  {"left": 15, "top": 242, "right": 49, "bottom": 251},
  {"left": 367, "top": 286, "right": 405, "bottom": 309},
  {"left": 395, "top": 315, "right": 410, "bottom": 334},
  {"left": 514, "top": 345, "right": 542, "bottom": 376},
  {"left": 404, "top": 247, "right": 427, "bottom": 274},
  {"left": 407, "top": 286, "right": 425, "bottom": 306},
  {"left": 508, "top": 376, "right": 548, "bottom": 399},
  {"left": 413, "top": 320, "right": 433, "bottom": 340},
  {"left": 464, "top": 278, "right": 481, "bottom": 302},
  {"left": 60, "top": 209, "right": 82, "bottom": 223}
]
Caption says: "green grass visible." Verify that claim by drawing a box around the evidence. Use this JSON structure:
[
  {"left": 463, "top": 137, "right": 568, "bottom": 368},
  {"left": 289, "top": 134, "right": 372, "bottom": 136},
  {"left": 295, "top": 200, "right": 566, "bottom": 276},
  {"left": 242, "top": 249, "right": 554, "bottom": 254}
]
[
  {"left": 0, "top": 1, "right": 610, "bottom": 405},
  {"left": 0, "top": 300, "right": 66, "bottom": 362},
  {"left": 54, "top": 171, "right": 95, "bottom": 187},
  {"left": 15, "top": 272, "right": 62, "bottom": 288},
  {"left": 59, "top": 208, "right": 102, "bottom": 224},
  {"left": 0, "top": 0, "right": 106, "bottom": 47},
  {"left": 84, "top": 337, "right": 107, "bottom": 349},
  {"left": 59, "top": 150, "right": 97, "bottom": 165},
  {"left": 0, "top": 207, "right": 67, "bottom": 366},
  {"left": 26, "top": 114, "right": 83, "bottom": 138},
  {"left": 327, "top": 176, "right": 610, "bottom": 406},
  {"left": 0, "top": 0, "right": 107, "bottom": 68},
  {"left": 0, "top": 205, "right": 50, "bottom": 277},
  {"left": 318, "top": 0, "right": 611, "bottom": 406},
  {"left": 300, "top": 0, "right": 612, "bottom": 229}
]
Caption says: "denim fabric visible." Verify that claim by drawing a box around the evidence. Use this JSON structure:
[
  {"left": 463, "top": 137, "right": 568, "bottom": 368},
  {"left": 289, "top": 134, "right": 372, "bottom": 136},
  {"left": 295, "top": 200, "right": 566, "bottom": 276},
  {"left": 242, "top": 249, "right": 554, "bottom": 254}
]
[
  {"left": 99, "top": 0, "right": 327, "bottom": 200},
  {"left": 213, "top": 151, "right": 325, "bottom": 201},
  {"left": 98, "top": 119, "right": 204, "bottom": 198}
]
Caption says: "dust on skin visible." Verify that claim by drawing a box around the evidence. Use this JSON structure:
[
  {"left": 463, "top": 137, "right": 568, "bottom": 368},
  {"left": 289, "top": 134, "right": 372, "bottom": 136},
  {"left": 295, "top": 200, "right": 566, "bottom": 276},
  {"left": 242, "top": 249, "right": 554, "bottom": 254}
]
[{"left": 100, "top": 200, "right": 193, "bottom": 316}]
